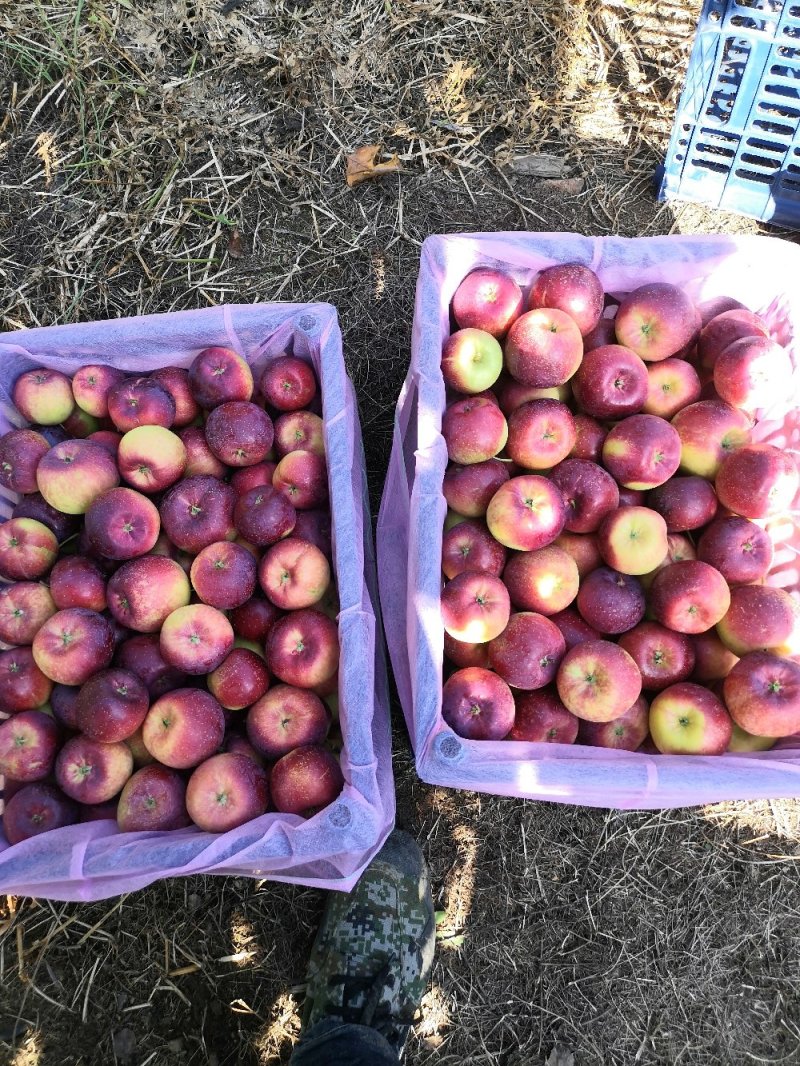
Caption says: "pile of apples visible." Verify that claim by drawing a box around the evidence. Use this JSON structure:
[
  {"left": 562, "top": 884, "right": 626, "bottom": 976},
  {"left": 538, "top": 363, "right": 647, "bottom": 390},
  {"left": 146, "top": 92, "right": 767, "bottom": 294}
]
[
  {"left": 439, "top": 263, "right": 800, "bottom": 755},
  {"left": 0, "top": 348, "right": 345, "bottom": 845}
]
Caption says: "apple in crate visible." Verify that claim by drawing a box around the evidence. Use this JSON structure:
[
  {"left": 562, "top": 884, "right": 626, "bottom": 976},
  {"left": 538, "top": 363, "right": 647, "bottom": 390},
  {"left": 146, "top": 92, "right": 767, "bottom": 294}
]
[
  {"left": 190, "top": 347, "right": 254, "bottom": 408},
  {"left": 556, "top": 640, "right": 642, "bottom": 722},
  {"left": 3, "top": 783, "right": 78, "bottom": 845},
  {"left": 554, "top": 531, "right": 602, "bottom": 579},
  {"left": 570, "top": 414, "right": 606, "bottom": 462},
  {"left": 550, "top": 607, "right": 600, "bottom": 649},
  {"left": 50, "top": 684, "right": 80, "bottom": 729},
  {"left": 142, "top": 688, "right": 226, "bottom": 769},
  {"left": 507, "top": 689, "right": 579, "bottom": 743},
  {"left": 506, "top": 399, "right": 576, "bottom": 470},
  {"left": 205, "top": 400, "right": 274, "bottom": 467},
  {"left": 186, "top": 752, "right": 269, "bottom": 831},
  {"left": 117, "top": 425, "right": 187, "bottom": 493},
  {"left": 234, "top": 485, "right": 296, "bottom": 547},
  {"left": 441, "top": 329, "right": 504, "bottom": 393},
  {"left": 728, "top": 722, "right": 775, "bottom": 753},
  {"left": 649, "top": 682, "right": 732, "bottom": 755},
  {"left": 486, "top": 475, "right": 566, "bottom": 551},
  {"left": 648, "top": 476, "right": 718, "bottom": 533},
  {"left": 179, "top": 426, "right": 227, "bottom": 479},
  {"left": 273, "top": 450, "right": 329, "bottom": 510},
  {"left": 274, "top": 411, "right": 324, "bottom": 458},
  {"left": 443, "top": 632, "right": 489, "bottom": 668},
  {"left": 259, "top": 537, "right": 330, "bottom": 610},
  {"left": 0, "top": 647, "right": 53, "bottom": 711},
  {"left": 529, "top": 262, "right": 604, "bottom": 336},
  {"left": 190, "top": 541, "right": 258, "bottom": 610},
  {"left": 231, "top": 460, "right": 279, "bottom": 494},
  {"left": 671, "top": 400, "right": 751, "bottom": 479},
  {"left": 260, "top": 355, "right": 317, "bottom": 411},
  {"left": 270, "top": 744, "right": 346, "bottom": 817},
  {"left": 496, "top": 378, "right": 567, "bottom": 413},
  {"left": 715, "top": 444, "right": 798, "bottom": 519},
  {"left": 108, "top": 556, "right": 191, "bottom": 633},
  {"left": 576, "top": 567, "right": 645, "bottom": 635},
  {"left": 12, "top": 492, "right": 77, "bottom": 544},
  {"left": 691, "top": 631, "right": 739, "bottom": 682},
  {"left": 230, "top": 596, "right": 282, "bottom": 643},
  {"left": 160, "top": 604, "right": 234, "bottom": 674},
  {"left": 13, "top": 368, "right": 75, "bottom": 424},
  {"left": 266, "top": 608, "right": 339, "bottom": 689},
  {"left": 504, "top": 308, "right": 583, "bottom": 388},
  {"left": 0, "top": 518, "right": 58, "bottom": 580},
  {"left": 208, "top": 648, "right": 270, "bottom": 711},
  {"left": 0, "top": 583, "right": 56, "bottom": 645},
  {"left": 487, "top": 612, "right": 565, "bottom": 690},
  {"left": 619, "top": 622, "right": 695, "bottom": 691},
  {"left": 549, "top": 458, "right": 619, "bottom": 535},
  {"left": 578, "top": 696, "right": 649, "bottom": 751},
  {"left": 602, "top": 414, "right": 681, "bottom": 490},
  {"left": 717, "top": 586, "right": 800, "bottom": 656},
  {"left": 71, "top": 365, "right": 126, "bottom": 417},
  {"left": 117, "top": 765, "right": 190, "bottom": 832},
  {"left": 0, "top": 710, "right": 59, "bottom": 782},
  {"left": 697, "top": 516, "right": 772, "bottom": 585},
  {"left": 85, "top": 487, "right": 161, "bottom": 560},
  {"left": 0, "top": 429, "right": 50, "bottom": 494},
  {"left": 571, "top": 345, "right": 648, "bottom": 420},
  {"left": 150, "top": 366, "right": 200, "bottom": 426},
  {"left": 642, "top": 358, "right": 701, "bottom": 419},
  {"left": 649, "top": 561, "right": 730, "bottom": 635},
  {"left": 723, "top": 651, "right": 800, "bottom": 737},
  {"left": 443, "top": 459, "right": 509, "bottom": 518},
  {"left": 440, "top": 572, "right": 510, "bottom": 643},
  {"left": 56, "top": 736, "right": 134, "bottom": 803},
  {"left": 49, "top": 556, "right": 106, "bottom": 612},
  {"left": 713, "top": 336, "right": 792, "bottom": 413},
  {"left": 246, "top": 684, "right": 330, "bottom": 759},
  {"left": 697, "top": 308, "right": 769, "bottom": 370},
  {"left": 614, "top": 282, "right": 699, "bottom": 361},
  {"left": 115, "top": 634, "right": 187, "bottom": 698},
  {"left": 596, "top": 506, "right": 668, "bottom": 576},
  {"left": 451, "top": 268, "right": 523, "bottom": 337},
  {"left": 63, "top": 408, "right": 100, "bottom": 438},
  {"left": 441, "top": 397, "right": 508, "bottom": 465},
  {"left": 33, "top": 608, "right": 115, "bottom": 685},
  {"left": 503, "top": 544, "right": 578, "bottom": 615},
  {"left": 160, "top": 475, "right": 237, "bottom": 553},
  {"left": 441, "top": 520, "right": 506, "bottom": 580},
  {"left": 108, "top": 377, "right": 176, "bottom": 431},
  {"left": 441, "top": 666, "right": 515, "bottom": 740},
  {"left": 75, "top": 668, "right": 149, "bottom": 743}
]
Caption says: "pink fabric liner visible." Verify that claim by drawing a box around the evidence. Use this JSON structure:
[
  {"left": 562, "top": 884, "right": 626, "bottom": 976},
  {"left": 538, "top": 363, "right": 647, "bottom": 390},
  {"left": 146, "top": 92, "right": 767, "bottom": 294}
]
[
  {"left": 378, "top": 232, "right": 800, "bottom": 809},
  {"left": 0, "top": 303, "right": 393, "bottom": 900}
]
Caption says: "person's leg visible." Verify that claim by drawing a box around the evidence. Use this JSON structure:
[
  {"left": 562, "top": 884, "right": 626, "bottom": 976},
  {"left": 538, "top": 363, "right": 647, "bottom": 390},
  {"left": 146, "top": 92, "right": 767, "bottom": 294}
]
[{"left": 290, "top": 829, "right": 435, "bottom": 1065}]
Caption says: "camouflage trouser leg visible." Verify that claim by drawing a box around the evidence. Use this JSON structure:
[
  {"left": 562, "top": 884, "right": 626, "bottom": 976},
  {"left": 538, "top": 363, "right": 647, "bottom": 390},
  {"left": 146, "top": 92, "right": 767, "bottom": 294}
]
[{"left": 289, "top": 1018, "right": 400, "bottom": 1065}]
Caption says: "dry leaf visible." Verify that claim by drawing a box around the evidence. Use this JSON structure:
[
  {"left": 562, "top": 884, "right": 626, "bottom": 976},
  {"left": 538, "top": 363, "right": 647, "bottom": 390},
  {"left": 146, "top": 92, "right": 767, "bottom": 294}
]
[
  {"left": 227, "top": 227, "right": 245, "bottom": 258},
  {"left": 346, "top": 145, "right": 401, "bottom": 188},
  {"left": 508, "top": 152, "right": 568, "bottom": 178},
  {"left": 545, "top": 1044, "right": 575, "bottom": 1066}
]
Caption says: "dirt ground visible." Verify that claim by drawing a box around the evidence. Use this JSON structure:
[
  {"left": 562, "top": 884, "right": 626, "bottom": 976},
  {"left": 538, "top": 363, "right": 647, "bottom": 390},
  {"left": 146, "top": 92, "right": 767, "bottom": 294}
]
[{"left": 1, "top": 1, "right": 800, "bottom": 1064}]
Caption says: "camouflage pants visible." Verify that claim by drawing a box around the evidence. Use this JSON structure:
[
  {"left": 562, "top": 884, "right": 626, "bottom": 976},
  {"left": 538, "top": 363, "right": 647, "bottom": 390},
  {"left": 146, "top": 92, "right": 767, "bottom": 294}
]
[{"left": 289, "top": 1019, "right": 400, "bottom": 1065}]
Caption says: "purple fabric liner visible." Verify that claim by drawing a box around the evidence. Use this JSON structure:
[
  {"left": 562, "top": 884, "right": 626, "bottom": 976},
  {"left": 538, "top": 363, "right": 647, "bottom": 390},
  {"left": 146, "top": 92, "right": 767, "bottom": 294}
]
[
  {"left": 378, "top": 231, "right": 800, "bottom": 809},
  {"left": 0, "top": 303, "right": 394, "bottom": 899}
]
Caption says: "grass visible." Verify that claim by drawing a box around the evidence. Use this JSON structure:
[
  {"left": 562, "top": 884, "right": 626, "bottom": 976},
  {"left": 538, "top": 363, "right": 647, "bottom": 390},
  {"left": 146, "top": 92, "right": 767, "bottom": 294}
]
[{"left": 1, "top": 0, "right": 800, "bottom": 1063}]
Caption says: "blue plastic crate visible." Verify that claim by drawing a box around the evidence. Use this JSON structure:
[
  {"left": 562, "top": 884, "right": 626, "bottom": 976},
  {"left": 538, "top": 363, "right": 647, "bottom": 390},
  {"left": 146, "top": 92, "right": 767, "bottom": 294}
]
[{"left": 660, "top": 0, "right": 800, "bottom": 227}]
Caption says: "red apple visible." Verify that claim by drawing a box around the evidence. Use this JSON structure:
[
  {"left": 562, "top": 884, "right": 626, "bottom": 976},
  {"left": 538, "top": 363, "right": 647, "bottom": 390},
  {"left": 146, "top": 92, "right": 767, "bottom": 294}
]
[
  {"left": 487, "top": 612, "right": 565, "bottom": 689},
  {"left": 441, "top": 666, "right": 515, "bottom": 739},
  {"left": 266, "top": 608, "right": 339, "bottom": 688},
  {"left": 260, "top": 355, "right": 317, "bottom": 411},
  {"left": 549, "top": 458, "right": 619, "bottom": 534},
  {"left": 602, "top": 414, "right": 681, "bottom": 490},
  {"left": 647, "top": 476, "right": 718, "bottom": 532},
  {"left": 12, "top": 492, "right": 78, "bottom": 543},
  {"left": 440, "top": 571, "right": 510, "bottom": 643},
  {"left": 556, "top": 640, "right": 642, "bottom": 722},
  {"left": 126, "top": 725, "right": 155, "bottom": 768},
  {"left": 186, "top": 752, "right": 269, "bottom": 830},
  {"left": 258, "top": 538, "right": 330, "bottom": 610},
  {"left": 698, "top": 308, "right": 769, "bottom": 370},
  {"left": 208, "top": 648, "right": 270, "bottom": 711},
  {"left": 442, "top": 459, "right": 510, "bottom": 517},
  {"left": 71, "top": 365, "right": 126, "bottom": 418},
  {"left": 160, "top": 475, "right": 237, "bottom": 553},
  {"left": 698, "top": 297, "right": 747, "bottom": 327},
  {"left": 0, "top": 518, "right": 57, "bottom": 580},
  {"left": 504, "top": 308, "right": 583, "bottom": 387},
  {"left": 486, "top": 475, "right": 566, "bottom": 551},
  {"left": 117, "top": 764, "right": 189, "bottom": 832},
  {"left": 723, "top": 651, "right": 800, "bottom": 737},
  {"left": 614, "top": 283, "right": 699, "bottom": 361},
  {"left": 115, "top": 634, "right": 187, "bottom": 697},
  {"left": 571, "top": 345, "right": 648, "bottom": 420},
  {"left": 672, "top": 400, "right": 752, "bottom": 479},
  {"left": 50, "top": 683, "right": 80, "bottom": 729},
  {"left": 697, "top": 516, "right": 773, "bottom": 585},
  {"left": 117, "top": 425, "right": 187, "bottom": 493},
  {"left": 441, "top": 520, "right": 506, "bottom": 580},
  {"left": 507, "top": 688, "right": 579, "bottom": 743},
  {"left": 451, "top": 268, "right": 523, "bottom": 337},
  {"left": 234, "top": 485, "right": 296, "bottom": 547},
  {"left": 189, "top": 347, "right": 254, "bottom": 408},
  {"left": 619, "top": 621, "right": 695, "bottom": 691},
  {"left": 716, "top": 585, "right": 800, "bottom": 657},
  {"left": 597, "top": 506, "right": 668, "bottom": 576},
  {"left": 32, "top": 608, "right": 114, "bottom": 685},
  {"left": 0, "top": 582, "right": 55, "bottom": 645},
  {"left": 205, "top": 401, "right": 274, "bottom": 467},
  {"left": 189, "top": 541, "right": 257, "bottom": 610},
  {"left": 0, "top": 710, "right": 59, "bottom": 781},
  {"left": 692, "top": 631, "right": 739, "bottom": 682},
  {"left": 550, "top": 607, "right": 600, "bottom": 649},
  {"left": 576, "top": 567, "right": 645, "bottom": 635},
  {"left": 578, "top": 696, "right": 649, "bottom": 750},
  {"left": 0, "top": 429, "right": 50, "bottom": 494},
  {"left": 716, "top": 444, "right": 798, "bottom": 519},
  {"left": 142, "top": 688, "right": 225, "bottom": 768},
  {"left": 443, "top": 632, "right": 490, "bottom": 668},
  {"left": 496, "top": 378, "right": 567, "bottom": 415},
  {"left": 0, "top": 646, "right": 53, "bottom": 712},
  {"left": 569, "top": 415, "right": 607, "bottom": 462},
  {"left": 503, "top": 545, "right": 578, "bottom": 614},
  {"left": 441, "top": 329, "right": 504, "bottom": 394},
  {"left": 269, "top": 744, "right": 342, "bottom": 817},
  {"left": 150, "top": 366, "right": 201, "bottom": 427},
  {"left": 441, "top": 396, "right": 508, "bottom": 465},
  {"left": 617, "top": 487, "right": 646, "bottom": 508},
  {"left": 56, "top": 735, "right": 133, "bottom": 803},
  {"left": 272, "top": 450, "right": 329, "bottom": 511},
  {"left": 554, "top": 531, "right": 602, "bottom": 579},
  {"left": 649, "top": 560, "right": 731, "bottom": 634},
  {"left": 230, "top": 461, "right": 279, "bottom": 494},
  {"left": 13, "top": 367, "right": 74, "bottom": 425},
  {"left": 179, "top": 426, "right": 228, "bottom": 479},
  {"left": 3, "top": 783, "right": 78, "bottom": 844},
  {"left": 62, "top": 408, "right": 100, "bottom": 438},
  {"left": 85, "top": 487, "right": 160, "bottom": 560},
  {"left": 223, "top": 732, "right": 266, "bottom": 766},
  {"left": 107, "top": 377, "right": 175, "bottom": 432},
  {"left": 76, "top": 668, "right": 149, "bottom": 743},
  {"left": 649, "top": 682, "right": 731, "bottom": 754},
  {"left": 36, "top": 438, "right": 120, "bottom": 514},
  {"left": 582, "top": 314, "right": 618, "bottom": 354},
  {"left": 506, "top": 399, "right": 576, "bottom": 470},
  {"left": 49, "top": 556, "right": 107, "bottom": 612},
  {"left": 529, "top": 262, "right": 603, "bottom": 335},
  {"left": 273, "top": 411, "right": 324, "bottom": 458},
  {"left": 642, "top": 358, "right": 701, "bottom": 419},
  {"left": 246, "top": 683, "right": 329, "bottom": 758},
  {"left": 160, "top": 604, "right": 234, "bottom": 674},
  {"left": 107, "top": 555, "right": 191, "bottom": 633},
  {"left": 230, "top": 596, "right": 282, "bottom": 643},
  {"left": 714, "top": 336, "right": 792, "bottom": 413}
]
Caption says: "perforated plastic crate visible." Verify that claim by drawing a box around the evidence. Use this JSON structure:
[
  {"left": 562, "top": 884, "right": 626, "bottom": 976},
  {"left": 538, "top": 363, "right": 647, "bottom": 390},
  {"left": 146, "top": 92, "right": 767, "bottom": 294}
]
[{"left": 659, "top": 0, "right": 800, "bottom": 226}]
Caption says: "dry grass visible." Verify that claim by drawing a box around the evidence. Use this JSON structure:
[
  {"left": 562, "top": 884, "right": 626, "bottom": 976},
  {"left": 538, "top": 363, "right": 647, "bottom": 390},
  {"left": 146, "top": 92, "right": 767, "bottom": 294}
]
[{"left": 1, "top": 0, "right": 800, "bottom": 1063}]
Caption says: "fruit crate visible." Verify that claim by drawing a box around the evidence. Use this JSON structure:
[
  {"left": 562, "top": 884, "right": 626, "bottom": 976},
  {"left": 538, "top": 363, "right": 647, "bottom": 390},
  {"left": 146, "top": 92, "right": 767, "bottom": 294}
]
[
  {"left": 659, "top": 0, "right": 800, "bottom": 226},
  {"left": 378, "top": 231, "right": 800, "bottom": 809},
  {"left": 0, "top": 304, "right": 393, "bottom": 900}
]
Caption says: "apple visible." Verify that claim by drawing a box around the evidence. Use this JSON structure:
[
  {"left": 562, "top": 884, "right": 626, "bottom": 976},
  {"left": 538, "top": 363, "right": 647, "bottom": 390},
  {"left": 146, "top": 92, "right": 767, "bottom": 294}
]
[
  {"left": 0, "top": 582, "right": 56, "bottom": 645},
  {"left": 260, "top": 355, "right": 317, "bottom": 411},
  {"left": 290, "top": 510, "right": 332, "bottom": 563},
  {"left": 208, "top": 648, "right": 270, "bottom": 711},
  {"left": 107, "top": 377, "right": 175, "bottom": 432},
  {"left": 36, "top": 439, "right": 120, "bottom": 515},
  {"left": 596, "top": 505, "right": 668, "bottom": 576},
  {"left": 578, "top": 696, "right": 649, "bottom": 750},
  {"left": 150, "top": 366, "right": 201, "bottom": 427},
  {"left": 115, "top": 634, "right": 187, "bottom": 697},
  {"left": 231, "top": 461, "right": 278, "bottom": 494},
  {"left": 160, "top": 603, "right": 234, "bottom": 674},
  {"left": 107, "top": 555, "right": 191, "bottom": 633},
  {"left": 205, "top": 401, "right": 274, "bottom": 467},
  {"left": 272, "top": 450, "right": 329, "bottom": 510},
  {"left": 697, "top": 516, "right": 773, "bottom": 585},
  {"left": 141, "top": 687, "right": 225, "bottom": 768},
  {"left": 698, "top": 308, "right": 769, "bottom": 370},
  {"left": 442, "top": 459, "right": 510, "bottom": 517},
  {"left": 715, "top": 444, "right": 798, "bottom": 519},
  {"left": 649, "top": 682, "right": 731, "bottom": 754},
  {"left": 32, "top": 608, "right": 115, "bottom": 685},
  {"left": 619, "top": 621, "right": 695, "bottom": 691},
  {"left": 496, "top": 378, "right": 569, "bottom": 414},
  {"left": 256, "top": 538, "right": 330, "bottom": 613},
  {"left": 642, "top": 357, "right": 701, "bottom": 419},
  {"left": 125, "top": 724, "right": 155, "bottom": 768},
  {"left": 229, "top": 596, "right": 282, "bottom": 643},
  {"left": 441, "top": 520, "right": 506, "bottom": 580},
  {"left": 440, "top": 571, "right": 510, "bottom": 643},
  {"left": 723, "top": 651, "right": 800, "bottom": 737},
  {"left": 48, "top": 556, "right": 105, "bottom": 613},
  {"left": 507, "top": 688, "right": 579, "bottom": 743},
  {"left": 12, "top": 492, "right": 78, "bottom": 543},
  {"left": 504, "top": 308, "right": 583, "bottom": 387},
  {"left": 0, "top": 518, "right": 57, "bottom": 581},
  {"left": 716, "top": 585, "right": 800, "bottom": 656},
  {"left": 602, "top": 414, "right": 682, "bottom": 490},
  {"left": 87, "top": 429, "right": 122, "bottom": 455},
  {"left": 76, "top": 668, "right": 149, "bottom": 743},
  {"left": 160, "top": 475, "right": 237, "bottom": 553},
  {"left": 443, "top": 632, "right": 490, "bottom": 668},
  {"left": 62, "top": 408, "right": 100, "bottom": 438},
  {"left": 556, "top": 639, "right": 642, "bottom": 721},
  {"left": 529, "top": 262, "right": 603, "bottom": 335},
  {"left": 672, "top": 400, "right": 752, "bottom": 479},
  {"left": 571, "top": 345, "right": 648, "bottom": 420},
  {"left": 186, "top": 752, "right": 269, "bottom": 830},
  {"left": 189, "top": 541, "right": 257, "bottom": 611},
  {"left": 550, "top": 607, "right": 600, "bottom": 649},
  {"left": 576, "top": 566, "right": 645, "bottom": 634},
  {"left": 0, "top": 710, "right": 59, "bottom": 781},
  {"left": 0, "top": 429, "right": 50, "bottom": 493},
  {"left": 50, "top": 683, "right": 80, "bottom": 728},
  {"left": 698, "top": 297, "right": 747, "bottom": 326},
  {"left": 614, "top": 282, "right": 699, "bottom": 361},
  {"left": 554, "top": 531, "right": 602, "bottom": 579},
  {"left": 451, "top": 268, "right": 523, "bottom": 337},
  {"left": 179, "top": 426, "right": 228, "bottom": 479},
  {"left": 441, "top": 666, "right": 516, "bottom": 739},
  {"left": 273, "top": 411, "right": 325, "bottom": 458},
  {"left": 617, "top": 487, "right": 646, "bottom": 508},
  {"left": 647, "top": 476, "right": 718, "bottom": 532},
  {"left": 269, "top": 744, "right": 342, "bottom": 817},
  {"left": 71, "top": 365, "right": 126, "bottom": 418},
  {"left": 487, "top": 612, "right": 566, "bottom": 689},
  {"left": 441, "top": 329, "right": 504, "bottom": 394},
  {"left": 441, "top": 396, "right": 508, "bottom": 464},
  {"left": 246, "top": 683, "right": 329, "bottom": 758},
  {"left": 0, "top": 646, "right": 53, "bottom": 712},
  {"left": 13, "top": 367, "right": 75, "bottom": 425},
  {"left": 486, "top": 475, "right": 566, "bottom": 551},
  {"left": 56, "top": 736, "right": 134, "bottom": 803},
  {"left": 84, "top": 487, "right": 160, "bottom": 560},
  {"left": 728, "top": 722, "right": 775, "bottom": 753},
  {"left": 189, "top": 347, "right": 254, "bottom": 408},
  {"left": 223, "top": 732, "right": 266, "bottom": 766},
  {"left": 266, "top": 608, "right": 339, "bottom": 688},
  {"left": 117, "top": 765, "right": 189, "bottom": 832},
  {"left": 582, "top": 314, "right": 618, "bottom": 354},
  {"left": 506, "top": 399, "right": 576, "bottom": 470},
  {"left": 549, "top": 458, "right": 619, "bottom": 534},
  {"left": 503, "top": 544, "right": 578, "bottom": 614},
  {"left": 117, "top": 425, "right": 187, "bottom": 493},
  {"left": 691, "top": 630, "right": 738, "bottom": 682},
  {"left": 650, "top": 560, "right": 731, "bottom": 634},
  {"left": 233, "top": 485, "right": 296, "bottom": 547},
  {"left": 713, "top": 336, "right": 791, "bottom": 414},
  {"left": 570, "top": 415, "right": 607, "bottom": 462},
  {"left": 3, "top": 783, "right": 78, "bottom": 843}
]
